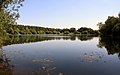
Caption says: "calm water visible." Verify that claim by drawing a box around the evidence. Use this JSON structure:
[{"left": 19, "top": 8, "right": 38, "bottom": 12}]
[{"left": 0, "top": 35, "right": 120, "bottom": 75}]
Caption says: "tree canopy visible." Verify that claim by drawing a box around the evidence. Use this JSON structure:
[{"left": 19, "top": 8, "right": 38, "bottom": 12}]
[
  {"left": 0, "top": 0, "right": 24, "bottom": 36},
  {"left": 98, "top": 13, "right": 120, "bottom": 36},
  {"left": 1, "top": 24, "right": 98, "bottom": 35}
]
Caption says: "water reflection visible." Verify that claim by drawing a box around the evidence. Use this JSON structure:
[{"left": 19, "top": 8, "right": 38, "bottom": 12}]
[
  {"left": 0, "top": 35, "right": 96, "bottom": 75},
  {"left": 0, "top": 35, "right": 95, "bottom": 47},
  {"left": 98, "top": 36, "right": 120, "bottom": 58},
  {"left": 0, "top": 48, "right": 13, "bottom": 75},
  {"left": 77, "top": 35, "right": 94, "bottom": 41},
  {"left": 0, "top": 35, "right": 120, "bottom": 75}
]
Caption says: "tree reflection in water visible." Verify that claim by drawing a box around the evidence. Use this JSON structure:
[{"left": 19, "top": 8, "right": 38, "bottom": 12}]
[
  {"left": 0, "top": 35, "right": 96, "bottom": 47},
  {"left": 98, "top": 36, "right": 120, "bottom": 59},
  {"left": 0, "top": 35, "right": 97, "bottom": 75},
  {"left": 0, "top": 48, "right": 13, "bottom": 75}
]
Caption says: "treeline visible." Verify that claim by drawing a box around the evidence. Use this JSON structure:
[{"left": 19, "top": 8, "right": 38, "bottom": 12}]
[
  {"left": 98, "top": 13, "right": 120, "bottom": 36},
  {"left": 0, "top": 0, "right": 99, "bottom": 36},
  {"left": 1, "top": 24, "right": 99, "bottom": 35}
]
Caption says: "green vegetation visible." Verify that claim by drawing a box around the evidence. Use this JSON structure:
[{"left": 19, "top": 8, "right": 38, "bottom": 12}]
[
  {"left": 0, "top": 0, "right": 24, "bottom": 36},
  {"left": 98, "top": 13, "right": 120, "bottom": 36},
  {"left": 97, "top": 13, "right": 120, "bottom": 58},
  {"left": 1, "top": 24, "right": 99, "bottom": 35}
]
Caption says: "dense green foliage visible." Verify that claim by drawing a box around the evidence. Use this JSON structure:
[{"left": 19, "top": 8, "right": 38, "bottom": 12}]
[
  {"left": 2, "top": 24, "right": 99, "bottom": 35},
  {"left": 0, "top": 0, "right": 24, "bottom": 36},
  {"left": 77, "top": 27, "right": 99, "bottom": 35},
  {"left": 98, "top": 13, "right": 120, "bottom": 36}
]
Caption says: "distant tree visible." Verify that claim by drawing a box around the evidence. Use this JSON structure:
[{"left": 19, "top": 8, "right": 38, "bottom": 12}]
[
  {"left": 63, "top": 31, "right": 70, "bottom": 34},
  {"left": 77, "top": 27, "right": 98, "bottom": 35},
  {"left": 118, "top": 13, "right": 120, "bottom": 18},
  {"left": 70, "top": 28, "right": 76, "bottom": 33},
  {"left": 97, "top": 22, "right": 104, "bottom": 30},
  {"left": 81, "top": 31, "right": 88, "bottom": 34},
  {"left": 74, "top": 31, "right": 80, "bottom": 34}
]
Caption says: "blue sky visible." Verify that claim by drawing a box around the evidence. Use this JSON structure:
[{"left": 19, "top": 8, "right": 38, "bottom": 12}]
[{"left": 17, "top": 0, "right": 120, "bottom": 29}]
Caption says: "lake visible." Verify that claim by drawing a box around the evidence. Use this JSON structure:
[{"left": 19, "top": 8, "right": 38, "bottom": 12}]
[{"left": 0, "top": 35, "right": 120, "bottom": 75}]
